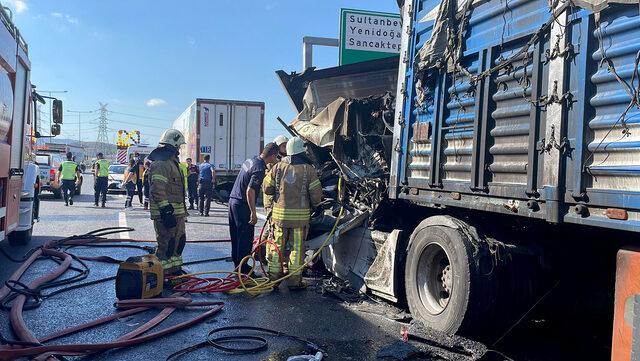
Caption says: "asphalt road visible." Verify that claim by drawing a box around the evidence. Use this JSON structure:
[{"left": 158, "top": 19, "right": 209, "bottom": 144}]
[
  {"left": 0, "top": 175, "right": 614, "bottom": 360},
  {"left": 0, "top": 175, "right": 432, "bottom": 361}
]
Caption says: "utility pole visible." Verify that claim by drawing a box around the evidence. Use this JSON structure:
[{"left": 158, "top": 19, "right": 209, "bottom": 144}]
[
  {"left": 67, "top": 109, "right": 93, "bottom": 147},
  {"left": 96, "top": 103, "right": 110, "bottom": 159}
]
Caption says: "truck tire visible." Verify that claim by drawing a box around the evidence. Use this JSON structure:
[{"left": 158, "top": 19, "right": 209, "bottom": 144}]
[
  {"left": 404, "top": 223, "right": 493, "bottom": 335},
  {"left": 8, "top": 227, "right": 32, "bottom": 246}
]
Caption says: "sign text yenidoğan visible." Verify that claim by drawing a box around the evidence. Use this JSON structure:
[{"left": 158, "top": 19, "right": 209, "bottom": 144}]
[
  {"left": 340, "top": 9, "right": 401, "bottom": 65},
  {"left": 346, "top": 14, "right": 401, "bottom": 51}
]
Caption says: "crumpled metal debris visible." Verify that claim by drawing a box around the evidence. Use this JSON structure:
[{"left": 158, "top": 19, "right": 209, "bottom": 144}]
[{"left": 318, "top": 277, "right": 364, "bottom": 303}]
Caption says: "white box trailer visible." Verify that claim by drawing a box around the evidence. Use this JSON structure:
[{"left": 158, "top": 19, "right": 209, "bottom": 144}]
[{"left": 173, "top": 98, "right": 265, "bottom": 197}]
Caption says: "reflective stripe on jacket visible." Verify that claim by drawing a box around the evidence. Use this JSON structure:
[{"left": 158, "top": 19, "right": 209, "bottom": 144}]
[
  {"left": 262, "top": 156, "right": 322, "bottom": 228},
  {"left": 149, "top": 156, "right": 186, "bottom": 219}
]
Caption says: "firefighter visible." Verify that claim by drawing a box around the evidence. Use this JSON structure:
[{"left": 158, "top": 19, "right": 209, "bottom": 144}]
[
  {"left": 273, "top": 135, "right": 289, "bottom": 159},
  {"left": 148, "top": 129, "right": 187, "bottom": 277},
  {"left": 228, "top": 142, "right": 279, "bottom": 274},
  {"left": 93, "top": 152, "right": 109, "bottom": 207},
  {"left": 263, "top": 137, "right": 322, "bottom": 289},
  {"left": 56, "top": 152, "right": 82, "bottom": 206}
]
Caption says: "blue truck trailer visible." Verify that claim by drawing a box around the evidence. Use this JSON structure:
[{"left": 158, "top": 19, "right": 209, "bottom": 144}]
[{"left": 278, "top": 0, "right": 639, "bottom": 345}]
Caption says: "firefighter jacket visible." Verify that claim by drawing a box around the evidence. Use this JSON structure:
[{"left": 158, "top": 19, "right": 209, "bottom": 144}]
[
  {"left": 148, "top": 146, "right": 186, "bottom": 220},
  {"left": 263, "top": 155, "right": 322, "bottom": 228}
]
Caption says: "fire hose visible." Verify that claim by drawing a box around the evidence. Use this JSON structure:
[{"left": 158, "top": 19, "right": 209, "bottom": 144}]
[
  {"left": 0, "top": 227, "right": 227, "bottom": 360},
  {"left": 0, "top": 178, "right": 346, "bottom": 358},
  {"left": 169, "top": 178, "right": 345, "bottom": 296}
]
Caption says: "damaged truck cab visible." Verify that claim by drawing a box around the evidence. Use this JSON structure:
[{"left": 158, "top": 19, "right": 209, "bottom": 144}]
[{"left": 278, "top": 0, "right": 640, "bottom": 336}]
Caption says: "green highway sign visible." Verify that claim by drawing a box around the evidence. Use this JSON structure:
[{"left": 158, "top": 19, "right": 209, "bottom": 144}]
[{"left": 339, "top": 8, "right": 401, "bottom": 66}]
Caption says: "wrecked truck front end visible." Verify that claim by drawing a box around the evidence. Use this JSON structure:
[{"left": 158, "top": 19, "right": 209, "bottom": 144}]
[{"left": 276, "top": 57, "right": 407, "bottom": 301}]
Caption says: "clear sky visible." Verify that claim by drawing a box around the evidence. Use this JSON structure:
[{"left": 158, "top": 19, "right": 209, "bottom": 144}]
[{"left": 5, "top": 0, "right": 400, "bottom": 147}]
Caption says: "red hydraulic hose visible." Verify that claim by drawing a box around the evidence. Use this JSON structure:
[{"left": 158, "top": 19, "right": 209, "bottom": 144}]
[{"left": 171, "top": 238, "right": 285, "bottom": 294}]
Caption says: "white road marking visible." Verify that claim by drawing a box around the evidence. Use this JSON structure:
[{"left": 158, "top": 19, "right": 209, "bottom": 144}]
[{"left": 118, "top": 211, "right": 130, "bottom": 239}]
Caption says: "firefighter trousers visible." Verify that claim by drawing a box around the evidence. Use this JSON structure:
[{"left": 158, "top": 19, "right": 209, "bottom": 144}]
[
  {"left": 267, "top": 224, "right": 308, "bottom": 284},
  {"left": 153, "top": 217, "right": 186, "bottom": 276}
]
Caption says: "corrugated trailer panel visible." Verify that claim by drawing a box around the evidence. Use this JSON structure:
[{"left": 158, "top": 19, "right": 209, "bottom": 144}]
[
  {"left": 564, "top": 5, "right": 640, "bottom": 231},
  {"left": 391, "top": 0, "right": 439, "bottom": 192},
  {"left": 394, "top": 0, "right": 640, "bottom": 232}
]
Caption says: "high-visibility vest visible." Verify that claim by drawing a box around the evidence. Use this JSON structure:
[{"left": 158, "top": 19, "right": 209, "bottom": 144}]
[
  {"left": 96, "top": 159, "right": 110, "bottom": 177},
  {"left": 179, "top": 162, "right": 188, "bottom": 190},
  {"left": 60, "top": 161, "right": 78, "bottom": 180}
]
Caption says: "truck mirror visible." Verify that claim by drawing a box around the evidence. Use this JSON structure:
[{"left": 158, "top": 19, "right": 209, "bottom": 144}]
[
  {"left": 52, "top": 99, "right": 63, "bottom": 123},
  {"left": 51, "top": 124, "right": 60, "bottom": 136}
]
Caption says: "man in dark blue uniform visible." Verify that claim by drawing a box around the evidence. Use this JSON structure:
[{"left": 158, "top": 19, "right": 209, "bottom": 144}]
[
  {"left": 197, "top": 155, "right": 216, "bottom": 216},
  {"left": 228, "top": 142, "right": 279, "bottom": 274}
]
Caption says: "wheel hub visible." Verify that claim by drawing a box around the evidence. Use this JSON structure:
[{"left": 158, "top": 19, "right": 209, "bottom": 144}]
[{"left": 416, "top": 244, "right": 452, "bottom": 315}]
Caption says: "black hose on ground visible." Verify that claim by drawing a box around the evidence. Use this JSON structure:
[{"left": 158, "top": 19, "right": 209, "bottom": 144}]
[
  {"left": 165, "top": 325, "right": 325, "bottom": 360},
  {"left": 1, "top": 225, "right": 228, "bottom": 311}
]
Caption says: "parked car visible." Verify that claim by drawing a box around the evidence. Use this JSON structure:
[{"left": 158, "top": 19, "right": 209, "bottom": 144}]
[
  {"left": 107, "top": 164, "right": 127, "bottom": 193},
  {"left": 33, "top": 153, "right": 85, "bottom": 197},
  {"left": 35, "top": 154, "right": 60, "bottom": 198}
]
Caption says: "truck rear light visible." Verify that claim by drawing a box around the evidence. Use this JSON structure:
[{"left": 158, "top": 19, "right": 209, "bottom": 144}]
[
  {"left": 49, "top": 169, "right": 55, "bottom": 178},
  {"left": 606, "top": 208, "right": 628, "bottom": 220}
]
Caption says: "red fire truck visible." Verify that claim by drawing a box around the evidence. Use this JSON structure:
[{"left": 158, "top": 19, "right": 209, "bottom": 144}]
[{"left": 0, "top": 6, "right": 63, "bottom": 244}]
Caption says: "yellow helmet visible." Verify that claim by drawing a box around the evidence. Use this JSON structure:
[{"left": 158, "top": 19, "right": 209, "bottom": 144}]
[{"left": 159, "top": 129, "right": 186, "bottom": 148}]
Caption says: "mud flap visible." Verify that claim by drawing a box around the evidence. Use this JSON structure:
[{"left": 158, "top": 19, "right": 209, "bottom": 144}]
[{"left": 364, "top": 229, "right": 402, "bottom": 302}]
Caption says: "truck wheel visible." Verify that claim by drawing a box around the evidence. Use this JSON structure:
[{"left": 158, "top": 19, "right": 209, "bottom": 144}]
[
  {"left": 405, "top": 224, "right": 492, "bottom": 335},
  {"left": 8, "top": 227, "right": 32, "bottom": 246}
]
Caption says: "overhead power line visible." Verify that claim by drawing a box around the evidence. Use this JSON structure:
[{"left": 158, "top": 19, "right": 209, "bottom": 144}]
[{"left": 107, "top": 110, "right": 173, "bottom": 122}]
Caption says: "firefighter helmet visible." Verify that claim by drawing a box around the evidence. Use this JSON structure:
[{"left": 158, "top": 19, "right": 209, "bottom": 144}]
[
  {"left": 159, "top": 129, "right": 186, "bottom": 148},
  {"left": 273, "top": 135, "right": 289, "bottom": 146},
  {"left": 286, "top": 137, "right": 305, "bottom": 156}
]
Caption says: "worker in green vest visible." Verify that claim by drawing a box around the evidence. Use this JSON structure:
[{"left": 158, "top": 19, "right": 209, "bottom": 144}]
[
  {"left": 56, "top": 152, "right": 82, "bottom": 206},
  {"left": 179, "top": 161, "right": 188, "bottom": 192},
  {"left": 94, "top": 152, "right": 110, "bottom": 207}
]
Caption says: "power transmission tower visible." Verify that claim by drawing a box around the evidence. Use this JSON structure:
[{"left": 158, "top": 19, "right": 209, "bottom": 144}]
[{"left": 96, "top": 103, "right": 110, "bottom": 158}]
